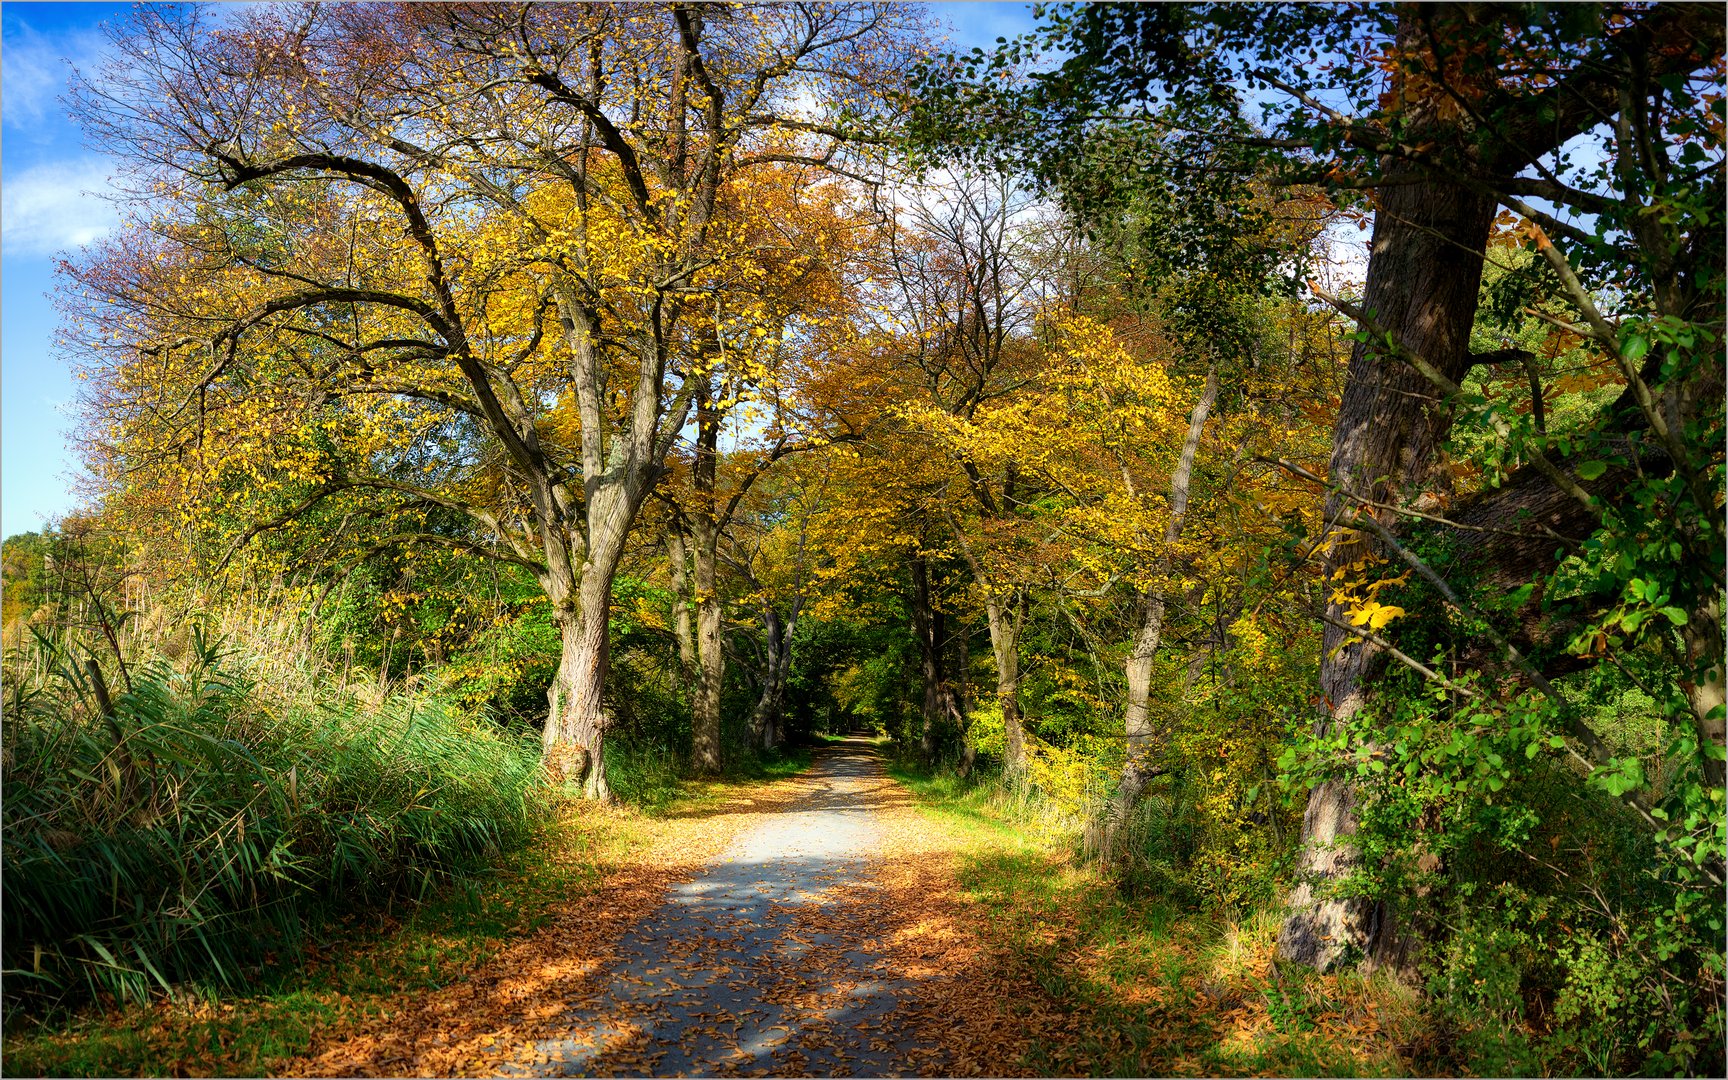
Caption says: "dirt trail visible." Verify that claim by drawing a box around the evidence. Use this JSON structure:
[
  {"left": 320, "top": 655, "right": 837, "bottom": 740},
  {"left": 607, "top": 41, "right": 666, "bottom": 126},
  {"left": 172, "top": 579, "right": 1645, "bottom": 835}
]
[
  {"left": 290, "top": 738, "right": 1051, "bottom": 1078},
  {"left": 504, "top": 738, "right": 922, "bottom": 1076}
]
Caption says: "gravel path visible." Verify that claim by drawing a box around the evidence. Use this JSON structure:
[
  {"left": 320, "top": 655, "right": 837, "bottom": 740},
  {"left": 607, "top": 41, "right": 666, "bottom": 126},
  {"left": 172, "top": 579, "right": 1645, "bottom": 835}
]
[{"left": 511, "top": 738, "right": 925, "bottom": 1077}]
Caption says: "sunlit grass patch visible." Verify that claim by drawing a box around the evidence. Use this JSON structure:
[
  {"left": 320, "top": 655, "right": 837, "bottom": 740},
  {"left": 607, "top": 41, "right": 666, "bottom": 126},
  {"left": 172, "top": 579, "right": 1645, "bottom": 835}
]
[
  {"left": 2, "top": 750, "right": 816, "bottom": 1079},
  {"left": 889, "top": 762, "right": 1422, "bottom": 1077}
]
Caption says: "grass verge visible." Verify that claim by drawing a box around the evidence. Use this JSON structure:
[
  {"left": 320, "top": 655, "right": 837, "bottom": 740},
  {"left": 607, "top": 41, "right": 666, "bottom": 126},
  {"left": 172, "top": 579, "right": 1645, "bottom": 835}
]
[
  {"left": 0, "top": 803, "right": 616, "bottom": 1078},
  {"left": 887, "top": 764, "right": 1430, "bottom": 1077},
  {"left": 2, "top": 753, "right": 815, "bottom": 1079}
]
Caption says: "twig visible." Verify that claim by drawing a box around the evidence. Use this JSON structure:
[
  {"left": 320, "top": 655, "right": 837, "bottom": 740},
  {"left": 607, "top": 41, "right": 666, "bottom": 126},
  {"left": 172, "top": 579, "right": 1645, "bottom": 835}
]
[{"left": 1307, "top": 281, "right": 1600, "bottom": 514}]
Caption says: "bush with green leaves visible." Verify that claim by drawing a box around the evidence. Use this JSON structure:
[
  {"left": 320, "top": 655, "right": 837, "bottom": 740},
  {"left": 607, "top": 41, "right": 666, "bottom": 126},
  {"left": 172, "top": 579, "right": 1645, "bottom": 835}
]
[{"left": 1283, "top": 660, "right": 1725, "bottom": 1075}]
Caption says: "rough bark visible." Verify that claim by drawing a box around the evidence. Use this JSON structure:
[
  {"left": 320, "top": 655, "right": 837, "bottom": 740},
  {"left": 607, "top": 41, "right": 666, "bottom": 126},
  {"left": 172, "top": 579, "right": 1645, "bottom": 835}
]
[
  {"left": 1276, "top": 169, "right": 1498, "bottom": 973},
  {"left": 746, "top": 600, "right": 798, "bottom": 751},
  {"left": 667, "top": 528, "right": 697, "bottom": 695},
  {"left": 911, "top": 554, "right": 967, "bottom": 763},
  {"left": 983, "top": 591, "right": 1028, "bottom": 775},
  {"left": 1278, "top": 2, "right": 1727, "bottom": 967},
  {"left": 684, "top": 379, "right": 726, "bottom": 776},
  {"left": 544, "top": 280, "right": 688, "bottom": 800},
  {"left": 542, "top": 484, "right": 646, "bottom": 803}
]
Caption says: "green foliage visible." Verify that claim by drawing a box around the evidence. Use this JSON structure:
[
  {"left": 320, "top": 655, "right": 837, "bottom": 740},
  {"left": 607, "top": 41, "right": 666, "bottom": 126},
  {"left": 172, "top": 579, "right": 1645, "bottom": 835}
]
[
  {"left": 600, "top": 728, "right": 685, "bottom": 813},
  {"left": 434, "top": 593, "right": 560, "bottom": 729},
  {"left": 1113, "top": 622, "right": 1309, "bottom": 912},
  {"left": 0, "top": 763, "right": 685, "bottom": 1078},
  {"left": 1110, "top": 779, "right": 1206, "bottom": 907},
  {"left": 819, "top": 620, "right": 918, "bottom": 743},
  {"left": 1, "top": 531, "right": 57, "bottom": 629},
  {"left": 889, "top": 760, "right": 1416, "bottom": 1077},
  {"left": 1, "top": 631, "right": 545, "bottom": 1012},
  {"left": 1283, "top": 661, "right": 1725, "bottom": 1074},
  {"left": 11, "top": 5, "right": 1716, "bottom": 1075}
]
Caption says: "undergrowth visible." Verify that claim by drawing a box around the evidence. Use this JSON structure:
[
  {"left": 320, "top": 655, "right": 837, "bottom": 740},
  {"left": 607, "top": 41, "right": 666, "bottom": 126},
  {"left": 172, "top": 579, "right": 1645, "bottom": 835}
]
[
  {"left": 607, "top": 731, "right": 814, "bottom": 813},
  {"left": 1, "top": 740, "right": 816, "bottom": 1078},
  {"left": 0, "top": 796, "right": 619, "bottom": 1078},
  {"left": 888, "top": 761, "right": 1423, "bottom": 1077},
  {"left": 1, "top": 630, "right": 544, "bottom": 1015}
]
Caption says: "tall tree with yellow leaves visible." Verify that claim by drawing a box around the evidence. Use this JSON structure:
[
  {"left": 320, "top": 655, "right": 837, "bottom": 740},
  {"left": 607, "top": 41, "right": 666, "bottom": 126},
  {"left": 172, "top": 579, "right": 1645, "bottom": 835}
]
[
  {"left": 68, "top": 1, "right": 920, "bottom": 798},
  {"left": 880, "top": 172, "right": 1066, "bottom": 774},
  {"left": 655, "top": 168, "right": 869, "bottom": 773}
]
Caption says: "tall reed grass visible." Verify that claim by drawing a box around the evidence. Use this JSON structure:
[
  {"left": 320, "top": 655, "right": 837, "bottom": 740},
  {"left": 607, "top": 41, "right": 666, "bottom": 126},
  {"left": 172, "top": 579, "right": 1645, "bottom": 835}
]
[{"left": 2, "top": 628, "right": 545, "bottom": 1010}]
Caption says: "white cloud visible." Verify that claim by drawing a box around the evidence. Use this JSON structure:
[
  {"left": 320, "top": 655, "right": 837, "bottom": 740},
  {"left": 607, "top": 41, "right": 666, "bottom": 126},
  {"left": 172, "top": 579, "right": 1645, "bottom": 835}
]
[
  {"left": 1, "top": 21, "right": 106, "bottom": 131},
  {"left": 1, "top": 158, "right": 120, "bottom": 257},
  {"left": 2, "top": 27, "right": 64, "bottom": 127}
]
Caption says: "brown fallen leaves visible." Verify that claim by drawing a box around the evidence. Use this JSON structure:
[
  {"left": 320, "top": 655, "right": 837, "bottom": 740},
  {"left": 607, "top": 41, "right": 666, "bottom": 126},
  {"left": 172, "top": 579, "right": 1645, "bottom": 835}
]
[
  {"left": 810, "top": 775, "right": 1076, "bottom": 1077},
  {"left": 284, "top": 745, "right": 1077, "bottom": 1078},
  {"left": 6, "top": 748, "right": 1424, "bottom": 1079},
  {"left": 282, "top": 774, "right": 823, "bottom": 1078},
  {"left": 863, "top": 784, "right": 1426, "bottom": 1078}
]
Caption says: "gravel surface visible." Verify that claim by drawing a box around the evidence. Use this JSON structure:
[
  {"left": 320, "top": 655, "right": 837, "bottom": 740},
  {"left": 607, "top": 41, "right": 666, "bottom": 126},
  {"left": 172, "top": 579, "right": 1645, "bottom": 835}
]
[{"left": 511, "top": 738, "right": 926, "bottom": 1077}]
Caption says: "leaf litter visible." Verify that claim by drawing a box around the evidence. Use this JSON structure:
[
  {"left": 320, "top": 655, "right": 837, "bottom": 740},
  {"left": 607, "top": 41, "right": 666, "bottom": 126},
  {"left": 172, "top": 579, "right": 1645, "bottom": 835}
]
[{"left": 286, "top": 737, "right": 1063, "bottom": 1077}]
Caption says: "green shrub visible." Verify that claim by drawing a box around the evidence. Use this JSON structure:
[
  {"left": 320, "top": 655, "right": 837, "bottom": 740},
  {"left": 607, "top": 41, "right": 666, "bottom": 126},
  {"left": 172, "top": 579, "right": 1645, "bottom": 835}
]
[
  {"left": 1286, "top": 667, "right": 1727, "bottom": 1076},
  {"left": 1111, "top": 779, "right": 1207, "bottom": 906},
  {"left": 2, "top": 634, "right": 544, "bottom": 1011},
  {"left": 603, "top": 728, "right": 685, "bottom": 811}
]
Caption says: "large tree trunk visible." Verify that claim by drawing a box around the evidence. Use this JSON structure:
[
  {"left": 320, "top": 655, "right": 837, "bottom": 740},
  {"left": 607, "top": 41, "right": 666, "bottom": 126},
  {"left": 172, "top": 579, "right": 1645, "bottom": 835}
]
[
  {"left": 1275, "top": 172, "right": 1497, "bottom": 972},
  {"left": 747, "top": 601, "right": 797, "bottom": 751},
  {"left": 544, "top": 603, "right": 609, "bottom": 802},
  {"left": 1683, "top": 597, "right": 1727, "bottom": 790},
  {"left": 541, "top": 281, "right": 680, "bottom": 801},
  {"left": 1106, "top": 371, "right": 1217, "bottom": 853},
  {"left": 1277, "top": 1, "right": 1727, "bottom": 966},
  {"left": 912, "top": 555, "right": 943, "bottom": 761},
  {"left": 667, "top": 527, "right": 698, "bottom": 696},
  {"left": 542, "top": 493, "right": 642, "bottom": 803},
  {"left": 544, "top": 280, "right": 689, "bottom": 799},
  {"left": 911, "top": 552, "right": 972, "bottom": 766}
]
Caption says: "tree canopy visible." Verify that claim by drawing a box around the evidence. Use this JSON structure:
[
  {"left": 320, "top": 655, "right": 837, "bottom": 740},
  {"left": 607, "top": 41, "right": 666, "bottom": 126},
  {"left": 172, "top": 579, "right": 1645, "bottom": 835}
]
[{"left": 8, "top": 2, "right": 1723, "bottom": 1071}]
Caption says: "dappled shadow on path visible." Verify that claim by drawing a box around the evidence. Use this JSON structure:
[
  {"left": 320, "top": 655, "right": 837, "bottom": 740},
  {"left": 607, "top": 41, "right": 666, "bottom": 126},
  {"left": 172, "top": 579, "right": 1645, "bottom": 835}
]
[
  {"left": 499, "top": 738, "right": 932, "bottom": 1077},
  {"left": 283, "top": 737, "right": 1027, "bottom": 1078},
  {"left": 282, "top": 752, "right": 821, "bottom": 1077}
]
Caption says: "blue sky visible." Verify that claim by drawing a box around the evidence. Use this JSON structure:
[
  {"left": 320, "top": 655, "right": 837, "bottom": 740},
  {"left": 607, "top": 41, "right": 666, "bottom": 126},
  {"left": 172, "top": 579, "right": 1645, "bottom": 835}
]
[
  {"left": 2, "top": 1, "right": 132, "bottom": 538},
  {"left": 0, "top": 1, "right": 1040, "bottom": 541}
]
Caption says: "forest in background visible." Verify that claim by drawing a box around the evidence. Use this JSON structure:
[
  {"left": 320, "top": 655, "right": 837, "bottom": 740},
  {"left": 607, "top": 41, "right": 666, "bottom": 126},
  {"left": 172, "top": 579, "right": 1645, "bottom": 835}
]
[{"left": 2, "top": 2, "right": 1722, "bottom": 1075}]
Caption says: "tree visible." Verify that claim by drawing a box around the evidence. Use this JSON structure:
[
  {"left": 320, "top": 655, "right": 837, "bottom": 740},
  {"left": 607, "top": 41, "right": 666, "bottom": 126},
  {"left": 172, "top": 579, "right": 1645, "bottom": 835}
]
[
  {"left": 654, "top": 166, "right": 872, "bottom": 773},
  {"left": 69, "top": 1, "right": 919, "bottom": 798},
  {"left": 912, "top": 1, "right": 1724, "bottom": 972},
  {"left": 728, "top": 455, "right": 836, "bottom": 751},
  {"left": 880, "top": 171, "right": 1067, "bottom": 773}
]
